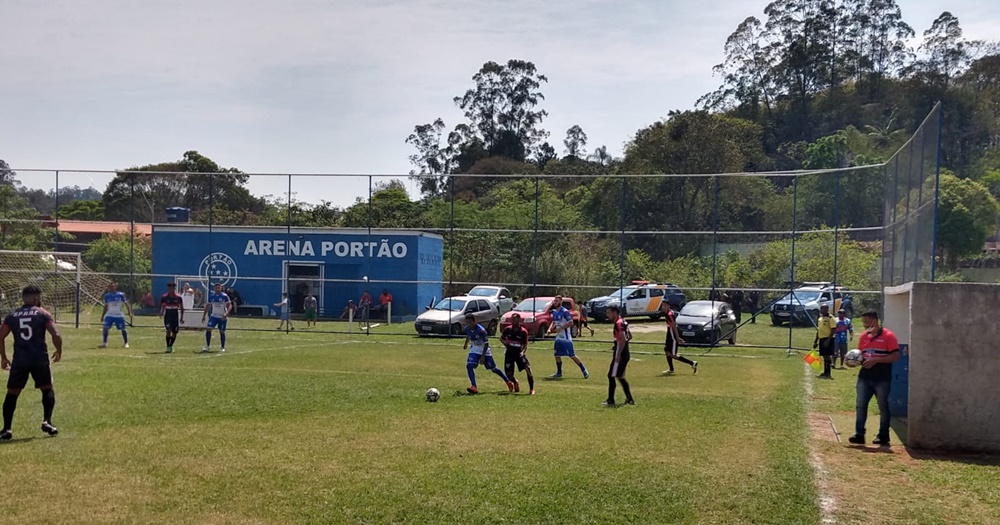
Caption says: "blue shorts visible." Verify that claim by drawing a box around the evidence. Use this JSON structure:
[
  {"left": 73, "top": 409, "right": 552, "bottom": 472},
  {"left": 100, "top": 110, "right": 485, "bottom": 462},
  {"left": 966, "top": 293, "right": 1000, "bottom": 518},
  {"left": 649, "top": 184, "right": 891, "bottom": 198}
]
[
  {"left": 207, "top": 317, "right": 228, "bottom": 331},
  {"left": 554, "top": 338, "right": 576, "bottom": 357},
  {"left": 467, "top": 351, "right": 497, "bottom": 370},
  {"left": 103, "top": 317, "right": 126, "bottom": 330},
  {"left": 280, "top": 312, "right": 289, "bottom": 321}
]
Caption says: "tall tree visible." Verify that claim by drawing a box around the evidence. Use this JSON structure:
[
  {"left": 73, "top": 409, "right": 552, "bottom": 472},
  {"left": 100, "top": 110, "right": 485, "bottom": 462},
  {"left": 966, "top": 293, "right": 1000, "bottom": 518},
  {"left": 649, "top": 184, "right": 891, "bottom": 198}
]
[
  {"left": 842, "top": 0, "right": 914, "bottom": 96},
  {"left": 914, "top": 12, "right": 982, "bottom": 86},
  {"left": 563, "top": 125, "right": 588, "bottom": 160},
  {"left": 700, "top": 16, "right": 777, "bottom": 121}
]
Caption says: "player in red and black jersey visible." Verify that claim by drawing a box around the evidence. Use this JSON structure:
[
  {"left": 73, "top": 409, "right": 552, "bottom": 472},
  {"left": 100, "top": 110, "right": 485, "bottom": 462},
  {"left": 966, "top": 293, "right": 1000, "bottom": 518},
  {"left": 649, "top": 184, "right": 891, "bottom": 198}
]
[
  {"left": 500, "top": 313, "right": 535, "bottom": 395},
  {"left": 604, "top": 305, "right": 634, "bottom": 407},
  {"left": 660, "top": 302, "right": 698, "bottom": 375},
  {"left": 0, "top": 284, "right": 64, "bottom": 441},
  {"left": 159, "top": 282, "right": 185, "bottom": 353}
]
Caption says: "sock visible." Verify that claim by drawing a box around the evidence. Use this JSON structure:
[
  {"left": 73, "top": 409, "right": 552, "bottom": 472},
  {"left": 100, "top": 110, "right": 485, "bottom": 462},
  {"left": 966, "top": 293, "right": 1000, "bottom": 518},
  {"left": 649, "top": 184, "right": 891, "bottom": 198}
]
[
  {"left": 206, "top": 330, "right": 212, "bottom": 346},
  {"left": 620, "top": 378, "right": 633, "bottom": 401},
  {"left": 41, "top": 389, "right": 55, "bottom": 422},
  {"left": 556, "top": 361, "right": 563, "bottom": 375},
  {"left": 467, "top": 364, "right": 477, "bottom": 387},
  {"left": 823, "top": 356, "right": 832, "bottom": 376},
  {"left": 3, "top": 393, "right": 18, "bottom": 430},
  {"left": 102, "top": 328, "right": 109, "bottom": 344},
  {"left": 165, "top": 333, "right": 171, "bottom": 347},
  {"left": 607, "top": 378, "right": 616, "bottom": 403},
  {"left": 491, "top": 368, "right": 510, "bottom": 382},
  {"left": 577, "top": 361, "right": 587, "bottom": 374},
  {"left": 220, "top": 332, "right": 227, "bottom": 348},
  {"left": 122, "top": 330, "right": 128, "bottom": 344},
  {"left": 675, "top": 355, "right": 695, "bottom": 366},
  {"left": 666, "top": 355, "right": 675, "bottom": 372}
]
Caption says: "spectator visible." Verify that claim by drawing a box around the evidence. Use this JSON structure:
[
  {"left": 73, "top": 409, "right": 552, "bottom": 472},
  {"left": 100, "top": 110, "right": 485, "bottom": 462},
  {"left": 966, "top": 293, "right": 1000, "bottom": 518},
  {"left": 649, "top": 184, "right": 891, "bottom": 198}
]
[
  {"left": 747, "top": 286, "right": 760, "bottom": 324},
  {"left": 226, "top": 287, "right": 243, "bottom": 309},
  {"left": 358, "top": 290, "right": 373, "bottom": 326},
  {"left": 141, "top": 289, "right": 155, "bottom": 309},
  {"left": 303, "top": 292, "right": 318, "bottom": 328},
  {"left": 193, "top": 288, "right": 204, "bottom": 308},
  {"left": 379, "top": 288, "right": 393, "bottom": 320},
  {"left": 340, "top": 300, "right": 357, "bottom": 319},
  {"left": 848, "top": 310, "right": 901, "bottom": 447},
  {"left": 182, "top": 283, "right": 194, "bottom": 298},
  {"left": 725, "top": 286, "right": 744, "bottom": 324}
]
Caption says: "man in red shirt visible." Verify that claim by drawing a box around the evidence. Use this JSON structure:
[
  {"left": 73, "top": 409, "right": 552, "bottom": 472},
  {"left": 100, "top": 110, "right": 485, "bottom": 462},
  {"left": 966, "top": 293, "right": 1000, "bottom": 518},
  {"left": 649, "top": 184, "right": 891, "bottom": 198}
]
[
  {"left": 378, "top": 289, "right": 393, "bottom": 320},
  {"left": 848, "top": 310, "right": 901, "bottom": 447}
]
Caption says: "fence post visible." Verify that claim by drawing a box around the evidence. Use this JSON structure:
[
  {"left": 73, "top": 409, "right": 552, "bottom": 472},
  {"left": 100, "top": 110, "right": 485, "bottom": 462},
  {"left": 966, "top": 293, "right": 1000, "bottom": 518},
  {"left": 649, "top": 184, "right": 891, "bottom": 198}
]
[
  {"left": 931, "top": 102, "right": 943, "bottom": 281},
  {"left": 129, "top": 172, "right": 136, "bottom": 301},
  {"left": 619, "top": 177, "right": 627, "bottom": 292},
  {"left": 789, "top": 175, "right": 799, "bottom": 354},
  {"left": 286, "top": 174, "right": 293, "bottom": 334},
  {"left": 449, "top": 176, "right": 455, "bottom": 301},
  {"left": 366, "top": 175, "right": 373, "bottom": 336},
  {"left": 833, "top": 171, "right": 840, "bottom": 286},
  {"left": 710, "top": 175, "right": 720, "bottom": 306},
  {"left": 54, "top": 170, "right": 60, "bottom": 249},
  {"left": 532, "top": 176, "right": 539, "bottom": 301}
]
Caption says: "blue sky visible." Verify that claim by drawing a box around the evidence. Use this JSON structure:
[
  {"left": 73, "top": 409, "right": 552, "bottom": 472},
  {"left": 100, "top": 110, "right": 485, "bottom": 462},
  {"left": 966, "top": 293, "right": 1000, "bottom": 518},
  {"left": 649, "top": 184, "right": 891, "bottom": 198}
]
[{"left": 2, "top": 0, "right": 998, "bottom": 207}]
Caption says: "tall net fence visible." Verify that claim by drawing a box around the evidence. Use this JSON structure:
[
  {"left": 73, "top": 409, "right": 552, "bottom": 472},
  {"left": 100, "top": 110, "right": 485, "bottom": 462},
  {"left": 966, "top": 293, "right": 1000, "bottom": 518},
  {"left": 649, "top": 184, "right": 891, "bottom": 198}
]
[
  {"left": 4, "top": 106, "right": 942, "bottom": 351},
  {"left": 882, "top": 102, "right": 942, "bottom": 287}
]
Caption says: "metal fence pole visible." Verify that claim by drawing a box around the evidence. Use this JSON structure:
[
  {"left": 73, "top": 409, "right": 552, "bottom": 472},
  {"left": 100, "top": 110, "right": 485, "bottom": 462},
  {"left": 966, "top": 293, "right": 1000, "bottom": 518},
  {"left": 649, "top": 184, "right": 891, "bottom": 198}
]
[
  {"left": 901, "top": 135, "right": 916, "bottom": 283},
  {"left": 54, "top": 170, "right": 60, "bottom": 249},
  {"left": 833, "top": 171, "right": 840, "bottom": 286},
  {"left": 532, "top": 176, "right": 539, "bottom": 301},
  {"left": 914, "top": 125, "right": 926, "bottom": 281},
  {"left": 129, "top": 173, "right": 136, "bottom": 301},
  {"left": 710, "top": 176, "right": 720, "bottom": 305},
  {"left": 286, "top": 174, "right": 292, "bottom": 334},
  {"left": 789, "top": 175, "right": 799, "bottom": 354},
  {"left": 619, "top": 177, "right": 627, "bottom": 292},
  {"left": 448, "top": 177, "right": 455, "bottom": 302},
  {"left": 931, "top": 102, "right": 944, "bottom": 281}
]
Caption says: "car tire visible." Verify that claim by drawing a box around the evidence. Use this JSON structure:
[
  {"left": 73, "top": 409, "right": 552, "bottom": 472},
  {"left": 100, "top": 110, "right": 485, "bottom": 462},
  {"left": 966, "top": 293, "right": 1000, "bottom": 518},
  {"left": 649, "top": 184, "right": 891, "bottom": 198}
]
[
  {"left": 537, "top": 323, "right": 549, "bottom": 339},
  {"left": 712, "top": 328, "right": 722, "bottom": 345},
  {"left": 649, "top": 313, "right": 663, "bottom": 321},
  {"left": 771, "top": 317, "right": 782, "bottom": 326},
  {"left": 728, "top": 328, "right": 736, "bottom": 345},
  {"left": 487, "top": 320, "right": 498, "bottom": 336},
  {"left": 451, "top": 323, "right": 463, "bottom": 336}
]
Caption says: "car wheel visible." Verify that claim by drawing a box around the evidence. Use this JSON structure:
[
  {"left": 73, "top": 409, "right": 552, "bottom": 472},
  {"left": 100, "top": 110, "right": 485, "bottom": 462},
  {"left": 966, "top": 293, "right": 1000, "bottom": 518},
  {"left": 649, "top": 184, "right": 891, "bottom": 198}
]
[
  {"left": 649, "top": 313, "right": 663, "bottom": 321},
  {"left": 712, "top": 328, "right": 722, "bottom": 345},
  {"left": 451, "top": 323, "right": 463, "bottom": 336},
  {"left": 487, "top": 320, "right": 498, "bottom": 336},
  {"left": 728, "top": 328, "right": 736, "bottom": 345},
  {"left": 571, "top": 323, "right": 581, "bottom": 338},
  {"left": 771, "top": 317, "right": 782, "bottom": 326},
  {"left": 537, "top": 323, "right": 549, "bottom": 339}
]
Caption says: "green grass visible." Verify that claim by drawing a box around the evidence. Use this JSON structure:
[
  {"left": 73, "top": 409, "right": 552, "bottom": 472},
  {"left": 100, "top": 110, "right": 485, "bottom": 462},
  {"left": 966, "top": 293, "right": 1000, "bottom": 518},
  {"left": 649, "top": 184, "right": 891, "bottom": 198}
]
[{"left": 1, "top": 314, "right": 996, "bottom": 524}]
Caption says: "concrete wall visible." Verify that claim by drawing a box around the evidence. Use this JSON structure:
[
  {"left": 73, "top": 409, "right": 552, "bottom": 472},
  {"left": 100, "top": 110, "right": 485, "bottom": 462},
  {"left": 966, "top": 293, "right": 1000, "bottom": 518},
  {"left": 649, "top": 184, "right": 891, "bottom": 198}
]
[{"left": 898, "top": 282, "right": 1000, "bottom": 453}]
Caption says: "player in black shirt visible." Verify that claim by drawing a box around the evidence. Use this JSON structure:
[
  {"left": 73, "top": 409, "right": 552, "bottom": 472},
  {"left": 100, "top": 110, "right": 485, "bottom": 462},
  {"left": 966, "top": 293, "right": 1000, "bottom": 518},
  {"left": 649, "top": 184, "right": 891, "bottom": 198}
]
[
  {"left": 159, "top": 282, "right": 185, "bottom": 353},
  {"left": 0, "top": 285, "right": 64, "bottom": 441},
  {"left": 500, "top": 313, "right": 535, "bottom": 395}
]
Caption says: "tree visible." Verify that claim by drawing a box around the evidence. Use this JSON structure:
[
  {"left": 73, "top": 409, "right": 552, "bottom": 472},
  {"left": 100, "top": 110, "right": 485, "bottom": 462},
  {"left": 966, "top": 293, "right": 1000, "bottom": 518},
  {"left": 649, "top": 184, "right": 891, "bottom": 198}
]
[
  {"left": 83, "top": 232, "right": 152, "bottom": 300},
  {"left": 842, "top": 0, "right": 914, "bottom": 96},
  {"left": 341, "top": 180, "right": 425, "bottom": 229},
  {"left": 406, "top": 118, "right": 453, "bottom": 197},
  {"left": 453, "top": 60, "right": 550, "bottom": 161},
  {"left": 700, "top": 16, "right": 777, "bottom": 120},
  {"left": 563, "top": 125, "right": 588, "bottom": 160},
  {"left": 58, "top": 200, "right": 105, "bottom": 221},
  {"left": 935, "top": 173, "right": 1000, "bottom": 266},
  {"left": 0, "top": 163, "right": 54, "bottom": 251},
  {"left": 913, "top": 12, "right": 983, "bottom": 86}
]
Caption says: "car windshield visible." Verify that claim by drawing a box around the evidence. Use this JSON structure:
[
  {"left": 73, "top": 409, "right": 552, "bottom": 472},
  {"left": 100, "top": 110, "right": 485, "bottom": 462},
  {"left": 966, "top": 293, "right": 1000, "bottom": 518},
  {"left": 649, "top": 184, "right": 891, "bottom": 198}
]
[
  {"left": 604, "top": 287, "right": 637, "bottom": 299},
  {"left": 681, "top": 304, "right": 716, "bottom": 317},
  {"left": 468, "top": 287, "right": 496, "bottom": 297},
  {"left": 513, "top": 299, "right": 551, "bottom": 313},
  {"left": 433, "top": 299, "right": 467, "bottom": 311},
  {"left": 779, "top": 291, "right": 822, "bottom": 304}
]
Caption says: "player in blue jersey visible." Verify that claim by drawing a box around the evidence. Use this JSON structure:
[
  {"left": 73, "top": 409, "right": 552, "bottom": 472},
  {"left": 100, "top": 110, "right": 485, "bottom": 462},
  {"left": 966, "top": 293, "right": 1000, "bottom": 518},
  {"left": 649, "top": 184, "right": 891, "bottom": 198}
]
[
  {"left": 99, "top": 282, "right": 133, "bottom": 349},
  {"left": 546, "top": 295, "right": 589, "bottom": 379},
  {"left": 201, "top": 283, "right": 232, "bottom": 353},
  {"left": 463, "top": 314, "right": 514, "bottom": 394},
  {"left": 1, "top": 285, "right": 64, "bottom": 440}
]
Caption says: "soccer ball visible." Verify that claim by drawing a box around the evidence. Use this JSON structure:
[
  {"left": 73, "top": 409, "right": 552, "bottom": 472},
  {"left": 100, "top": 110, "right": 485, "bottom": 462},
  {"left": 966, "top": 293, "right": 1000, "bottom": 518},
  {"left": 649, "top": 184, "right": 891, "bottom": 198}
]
[
  {"left": 425, "top": 388, "right": 440, "bottom": 402},
  {"left": 845, "top": 349, "right": 864, "bottom": 368}
]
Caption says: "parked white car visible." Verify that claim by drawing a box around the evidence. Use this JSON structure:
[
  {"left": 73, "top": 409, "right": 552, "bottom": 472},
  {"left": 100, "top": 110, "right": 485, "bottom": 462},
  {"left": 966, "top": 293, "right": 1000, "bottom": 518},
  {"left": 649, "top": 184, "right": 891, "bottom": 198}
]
[
  {"left": 414, "top": 296, "right": 500, "bottom": 336},
  {"left": 467, "top": 285, "right": 514, "bottom": 314}
]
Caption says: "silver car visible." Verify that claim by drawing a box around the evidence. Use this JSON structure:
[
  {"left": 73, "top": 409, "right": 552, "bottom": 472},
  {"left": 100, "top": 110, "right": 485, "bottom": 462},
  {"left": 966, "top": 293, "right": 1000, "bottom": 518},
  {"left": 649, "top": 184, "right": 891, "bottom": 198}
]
[
  {"left": 467, "top": 285, "right": 514, "bottom": 314},
  {"left": 414, "top": 296, "right": 500, "bottom": 336}
]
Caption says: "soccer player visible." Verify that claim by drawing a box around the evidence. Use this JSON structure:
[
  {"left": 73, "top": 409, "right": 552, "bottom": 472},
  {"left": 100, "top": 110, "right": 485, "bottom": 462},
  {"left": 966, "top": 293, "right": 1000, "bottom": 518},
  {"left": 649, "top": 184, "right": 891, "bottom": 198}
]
[
  {"left": 0, "top": 285, "right": 63, "bottom": 441},
  {"left": 604, "top": 305, "right": 634, "bottom": 407},
  {"left": 501, "top": 313, "right": 534, "bottom": 395},
  {"left": 813, "top": 304, "right": 838, "bottom": 379},
  {"left": 99, "top": 282, "right": 133, "bottom": 349},
  {"left": 848, "top": 310, "right": 900, "bottom": 447},
  {"left": 201, "top": 283, "right": 232, "bottom": 353},
  {"left": 274, "top": 292, "right": 294, "bottom": 331},
  {"left": 303, "top": 292, "right": 318, "bottom": 328},
  {"left": 546, "top": 295, "right": 589, "bottom": 379},
  {"left": 159, "top": 282, "right": 185, "bottom": 353},
  {"left": 660, "top": 302, "right": 697, "bottom": 375},
  {"left": 463, "top": 313, "right": 514, "bottom": 394},
  {"left": 579, "top": 303, "right": 595, "bottom": 337},
  {"left": 834, "top": 308, "right": 854, "bottom": 369}
]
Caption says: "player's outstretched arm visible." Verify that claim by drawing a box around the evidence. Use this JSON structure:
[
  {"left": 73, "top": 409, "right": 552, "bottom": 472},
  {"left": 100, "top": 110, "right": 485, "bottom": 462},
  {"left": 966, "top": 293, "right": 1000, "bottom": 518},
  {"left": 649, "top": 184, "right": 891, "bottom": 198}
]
[
  {"left": 47, "top": 322, "right": 63, "bottom": 362},
  {"left": 0, "top": 324, "right": 10, "bottom": 370}
]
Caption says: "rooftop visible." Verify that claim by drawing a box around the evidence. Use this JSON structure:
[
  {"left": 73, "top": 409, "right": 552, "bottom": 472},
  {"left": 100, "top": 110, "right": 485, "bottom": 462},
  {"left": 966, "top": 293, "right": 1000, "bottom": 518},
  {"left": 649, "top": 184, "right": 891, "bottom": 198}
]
[{"left": 57, "top": 220, "right": 152, "bottom": 236}]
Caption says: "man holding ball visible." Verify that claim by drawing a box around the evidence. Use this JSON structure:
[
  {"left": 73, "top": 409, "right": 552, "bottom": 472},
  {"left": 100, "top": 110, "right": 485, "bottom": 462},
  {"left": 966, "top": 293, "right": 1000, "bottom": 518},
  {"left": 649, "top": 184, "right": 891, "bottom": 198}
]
[{"left": 848, "top": 310, "right": 900, "bottom": 447}]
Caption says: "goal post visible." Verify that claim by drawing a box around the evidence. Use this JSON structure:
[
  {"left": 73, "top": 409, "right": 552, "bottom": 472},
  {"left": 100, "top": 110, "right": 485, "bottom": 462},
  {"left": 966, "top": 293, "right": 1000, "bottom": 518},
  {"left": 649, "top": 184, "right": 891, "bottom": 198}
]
[{"left": 0, "top": 250, "right": 110, "bottom": 328}]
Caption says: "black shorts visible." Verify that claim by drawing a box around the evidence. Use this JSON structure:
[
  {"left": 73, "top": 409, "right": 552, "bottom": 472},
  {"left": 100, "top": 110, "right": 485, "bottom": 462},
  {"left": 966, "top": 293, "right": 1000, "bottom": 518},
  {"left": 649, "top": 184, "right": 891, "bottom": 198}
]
[
  {"left": 818, "top": 337, "right": 835, "bottom": 357},
  {"left": 504, "top": 349, "right": 530, "bottom": 376},
  {"left": 164, "top": 311, "right": 180, "bottom": 331},
  {"left": 664, "top": 334, "right": 679, "bottom": 356},
  {"left": 609, "top": 348, "right": 630, "bottom": 378},
  {"left": 7, "top": 354, "right": 53, "bottom": 390}
]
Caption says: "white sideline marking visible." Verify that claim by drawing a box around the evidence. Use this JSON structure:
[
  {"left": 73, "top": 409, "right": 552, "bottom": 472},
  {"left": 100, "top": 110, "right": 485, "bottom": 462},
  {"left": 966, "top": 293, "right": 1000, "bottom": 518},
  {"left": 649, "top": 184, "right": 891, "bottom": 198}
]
[{"left": 805, "top": 364, "right": 838, "bottom": 524}]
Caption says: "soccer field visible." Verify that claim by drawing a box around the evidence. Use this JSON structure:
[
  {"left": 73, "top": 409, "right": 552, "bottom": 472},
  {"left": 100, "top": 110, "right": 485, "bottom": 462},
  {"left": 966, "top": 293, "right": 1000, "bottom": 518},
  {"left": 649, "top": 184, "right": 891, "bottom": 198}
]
[{"left": 1, "top": 318, "right": 997, "bottom": 524}]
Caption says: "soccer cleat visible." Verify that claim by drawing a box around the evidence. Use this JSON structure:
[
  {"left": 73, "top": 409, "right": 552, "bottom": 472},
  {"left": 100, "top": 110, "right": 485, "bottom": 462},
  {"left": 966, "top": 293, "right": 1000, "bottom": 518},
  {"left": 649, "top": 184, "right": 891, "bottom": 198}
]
[
  {"left": 124, "top": 343, "right": 130, "bottom": 349},
  {"left": 873, "top": 436, "right": 891, "bottom": 447},
  {"left": 663, "top": 370, "right": 676, "bottom": 376},
  {"left": 506, "top": 381, "right": 515, "bottom": 393},
  {"left": 41, "top": 422, "right": 58, "bottom": 436},
  {"left": 466, "top": 385, "right": 479, "bottom": 395},
  {"left": 847, "top": 434, "right": 865, "bottom": 445},
  {"left": 220, "top": 348, "right": 225, "bottom": 353},
  {"left": 98, "top": 343, "right": 107, "bottom": 349},
  {"left": 583, "top": 369, "right": 590, "bottom": 379},
  {"left": 0, "top": 429, "right": 11, "bottom": 441},
  {"left": 601, "top": 400, "right": 616, "bottom": 408},
  {"left": 201, "top": 346, "right": 209, "bottom": 353},
  {"left": 692, "top": 362, "right": 699, "bottom": 375},
  {"left": 548, "top": 373, "right": 563, "bottom": 379},
  {"left": 530, "top": 389, "right": 536, "bottom": 396},
  {"left": 166, "top": 346, "right": 173, "bottom": 354},
  {"left": 512, "top": 379, "right": 520, "bottom": 393},
  {"left": 624, "top": 398, "right": 636, "bottom": 406}
]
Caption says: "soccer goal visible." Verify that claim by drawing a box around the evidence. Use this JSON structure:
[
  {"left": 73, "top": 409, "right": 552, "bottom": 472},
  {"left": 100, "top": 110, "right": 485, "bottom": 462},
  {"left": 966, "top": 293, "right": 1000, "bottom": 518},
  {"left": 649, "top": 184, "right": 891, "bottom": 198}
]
[{"left": 0, "top": 250, "right": 110, "bottom": 326}]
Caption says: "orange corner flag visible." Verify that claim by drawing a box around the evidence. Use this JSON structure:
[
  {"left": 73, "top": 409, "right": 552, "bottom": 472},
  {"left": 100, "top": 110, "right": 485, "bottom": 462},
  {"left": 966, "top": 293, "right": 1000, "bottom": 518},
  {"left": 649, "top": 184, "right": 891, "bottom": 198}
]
[{"left": 804, "top": 350, "right": 823, "bottom": 372}]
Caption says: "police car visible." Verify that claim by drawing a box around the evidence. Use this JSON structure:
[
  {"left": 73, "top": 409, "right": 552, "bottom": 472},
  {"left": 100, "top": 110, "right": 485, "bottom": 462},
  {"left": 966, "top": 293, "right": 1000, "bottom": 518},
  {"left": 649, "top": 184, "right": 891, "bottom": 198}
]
[
  {"left": 770, "top": 282, "right": 853, "bottom": 326},
  {"left": 586, "top": 281, "right": 686, "bottom": 322}
]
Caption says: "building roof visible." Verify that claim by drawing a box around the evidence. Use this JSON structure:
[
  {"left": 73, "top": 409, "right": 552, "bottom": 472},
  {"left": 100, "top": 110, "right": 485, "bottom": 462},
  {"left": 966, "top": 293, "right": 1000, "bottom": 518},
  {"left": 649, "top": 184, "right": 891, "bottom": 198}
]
[{"left": 57, "top": 220, "right": 152, "bottom": 236}]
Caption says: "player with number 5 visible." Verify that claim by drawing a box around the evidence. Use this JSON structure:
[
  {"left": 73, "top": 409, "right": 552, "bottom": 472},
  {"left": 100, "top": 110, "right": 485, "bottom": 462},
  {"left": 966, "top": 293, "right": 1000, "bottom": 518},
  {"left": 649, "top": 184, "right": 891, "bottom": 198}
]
[{"left": 0, "top": 284, "right": 64, "bottom": 441}]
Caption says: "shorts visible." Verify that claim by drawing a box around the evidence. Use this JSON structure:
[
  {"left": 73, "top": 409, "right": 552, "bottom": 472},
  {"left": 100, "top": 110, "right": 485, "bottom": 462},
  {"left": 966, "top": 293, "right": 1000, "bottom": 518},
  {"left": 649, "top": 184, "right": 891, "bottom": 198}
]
[
  {"left": 7, "top": 354, "right": 53, "bottom": 390},
  {"left": 504, "top": 349, "right": 531, "bottom": 377},
  {"left": 664, "top": 334, "right": 680, "bottom": 356},
  {"left": 163, "top": 312, "right": 180, "bottom": 332},
  {"left": 818, "top": 337, "right": 835, "bottom": 357},
  {"left": 467, "top": 349, "right": 497, "bottom": 370},
  {"left": 280, "top": 312, "right": 289, "bottom": 321},
  {"left": 835, "top": 340, "right": 849, "bottom": 358},
  {"left": 609, "top": 348, "right": 630, "bottom": 378},
  {"left": 554, "top": 338, "right": 575, "bottom": 357},
  {"left": 207, "top": 317, "right": 228, "bottom": 331},
  {"left": 304, "top": 308, "right": 317, "bottom": 320},
  {"left": 103, "top": 317, "right": 126, "bottom": 330}
]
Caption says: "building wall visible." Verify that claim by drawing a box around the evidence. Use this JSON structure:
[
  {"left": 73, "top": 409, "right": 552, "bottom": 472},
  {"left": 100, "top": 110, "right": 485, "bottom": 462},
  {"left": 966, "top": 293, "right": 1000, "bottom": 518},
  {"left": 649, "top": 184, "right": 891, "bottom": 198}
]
[
  {"left": 902, "top": 282, "right": 1000, "bottom": 453},
  {"left": 151, "top": 226, "right": 443, "bottom": 320}
]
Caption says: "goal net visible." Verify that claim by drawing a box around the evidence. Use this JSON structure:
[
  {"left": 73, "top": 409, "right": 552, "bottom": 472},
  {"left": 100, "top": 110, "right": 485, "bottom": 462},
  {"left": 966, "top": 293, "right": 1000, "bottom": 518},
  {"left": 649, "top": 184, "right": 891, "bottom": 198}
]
[{"left": 0, "top": 250, "right": 110, "bottom": 323}]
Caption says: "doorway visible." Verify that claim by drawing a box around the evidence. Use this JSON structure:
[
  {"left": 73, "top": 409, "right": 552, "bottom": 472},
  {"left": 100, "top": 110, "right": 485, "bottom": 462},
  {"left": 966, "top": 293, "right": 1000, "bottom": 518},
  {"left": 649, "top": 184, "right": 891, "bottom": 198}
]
[{"left": 283, "top": 262, "right": 324, "bottom": 314}]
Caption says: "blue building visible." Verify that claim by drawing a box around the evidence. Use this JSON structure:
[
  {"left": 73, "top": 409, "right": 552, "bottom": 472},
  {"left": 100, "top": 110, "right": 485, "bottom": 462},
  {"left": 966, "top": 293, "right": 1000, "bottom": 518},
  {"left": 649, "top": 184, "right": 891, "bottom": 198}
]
[{"left": 151, "top": 225, "right": 443, "bottom": 320}]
